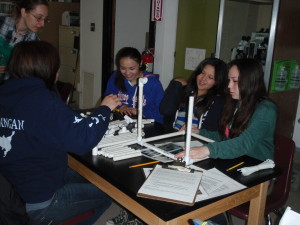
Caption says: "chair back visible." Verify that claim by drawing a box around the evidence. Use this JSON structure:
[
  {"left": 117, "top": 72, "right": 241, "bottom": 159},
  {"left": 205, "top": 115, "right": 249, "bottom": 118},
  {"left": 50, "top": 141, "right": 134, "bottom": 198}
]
[
  {"left": 56, "top": 81, "right": 74, "bottom": 105},
  {"left": 265, "top": 134, "right": 295, "bottom": 214}
]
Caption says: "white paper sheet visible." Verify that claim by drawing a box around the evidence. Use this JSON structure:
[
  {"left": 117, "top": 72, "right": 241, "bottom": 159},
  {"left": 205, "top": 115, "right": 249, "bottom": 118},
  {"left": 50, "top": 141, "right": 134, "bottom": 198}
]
[
  {"left": 143, "top": 165, "right": 246, "bottom": 203},
  {"left": 185, "top": 48, "right": 206, "bottom": 71},
  {"left": 138, "top": 165, "right": 203, "bottom": 204},
  {"left": 279, "top": 207, "right": 300, "bottom": 225},
  {"left": 188, "top": 165, "right": 246, "bottom": 202}
]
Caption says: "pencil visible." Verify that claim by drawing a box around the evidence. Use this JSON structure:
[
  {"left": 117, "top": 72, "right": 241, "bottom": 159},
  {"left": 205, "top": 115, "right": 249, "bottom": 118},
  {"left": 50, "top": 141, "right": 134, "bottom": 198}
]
[
  {"left": 226, "top": 162, "right": 245, "bottom": 171},
  {"left": 129, "top": 161, "right": 160, "bottom": 168}
]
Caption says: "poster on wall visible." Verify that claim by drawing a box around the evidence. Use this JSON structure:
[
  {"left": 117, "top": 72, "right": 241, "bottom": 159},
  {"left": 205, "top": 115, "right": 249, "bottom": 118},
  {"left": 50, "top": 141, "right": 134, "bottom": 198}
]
[{"left": 185, "top": 48, "right": 206, "bottom": 71}]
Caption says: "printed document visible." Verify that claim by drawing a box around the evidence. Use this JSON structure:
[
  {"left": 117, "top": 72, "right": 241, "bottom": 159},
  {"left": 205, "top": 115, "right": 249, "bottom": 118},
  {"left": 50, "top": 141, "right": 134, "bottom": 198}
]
[
  {"left": 142, "top": 165, "right": 246, "bottom": 203},
  {"left": 188, "top": 165, "right": 246, "bottom": 202},
  {"left": 137, "top": 165, "right": 203, "bottom": 205}
]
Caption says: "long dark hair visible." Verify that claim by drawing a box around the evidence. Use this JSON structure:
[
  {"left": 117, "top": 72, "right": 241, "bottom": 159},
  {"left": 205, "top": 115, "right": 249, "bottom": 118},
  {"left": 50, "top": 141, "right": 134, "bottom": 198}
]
[
  {"left": 114, "top": 47, "right": 145, "bottom": 92},
  {"left": 8, "top": 41, "right": 60, "bottom": 90},
  {"left": 220, "top": 58, "right": 268, "bottom": 138},
  {"left": 15, "top": 0, "right": 49, "bottom": 18},
  {"left": 182, "top": 58, "right": 228, "bottom": 117}
]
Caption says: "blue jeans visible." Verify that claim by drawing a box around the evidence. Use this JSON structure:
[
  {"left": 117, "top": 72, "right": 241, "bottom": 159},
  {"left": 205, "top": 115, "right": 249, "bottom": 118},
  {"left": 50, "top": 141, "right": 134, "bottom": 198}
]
[{"left": 27, "top": 168, "right": 112, "bottom": 225}]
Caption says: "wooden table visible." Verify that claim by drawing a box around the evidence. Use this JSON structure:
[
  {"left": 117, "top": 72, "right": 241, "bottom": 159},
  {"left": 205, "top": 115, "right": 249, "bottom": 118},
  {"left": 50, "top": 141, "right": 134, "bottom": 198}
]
[{"left": 68, "top": 152, "right": 278, "bottom": 225}]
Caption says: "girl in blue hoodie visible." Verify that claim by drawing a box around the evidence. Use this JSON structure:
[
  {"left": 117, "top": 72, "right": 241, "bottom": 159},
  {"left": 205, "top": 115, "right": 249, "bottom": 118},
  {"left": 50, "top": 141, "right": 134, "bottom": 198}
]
[{"left": 104, "top": 47, "right": 164, "bottom": 124}]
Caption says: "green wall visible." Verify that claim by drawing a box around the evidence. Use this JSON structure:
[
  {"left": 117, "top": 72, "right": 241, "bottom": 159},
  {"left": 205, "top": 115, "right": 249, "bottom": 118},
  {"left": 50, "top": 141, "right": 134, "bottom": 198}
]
[{"left": 174, "top": 0, "right": 220, "bottom": 79}]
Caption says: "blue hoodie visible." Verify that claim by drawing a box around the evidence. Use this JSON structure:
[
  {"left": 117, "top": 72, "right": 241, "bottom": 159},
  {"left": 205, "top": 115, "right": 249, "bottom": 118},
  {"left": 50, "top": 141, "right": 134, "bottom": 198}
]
[
  {"left": 104, "top": 71, "right": 164, "bottom": 124},
  {"left": 0, "top": 77, "right": 111, "bottom": 204}
]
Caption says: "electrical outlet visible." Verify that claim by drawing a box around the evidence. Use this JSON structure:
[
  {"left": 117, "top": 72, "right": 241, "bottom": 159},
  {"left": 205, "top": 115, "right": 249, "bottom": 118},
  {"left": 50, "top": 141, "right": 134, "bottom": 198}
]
[{"left": 90, "top": 23, "right": 95, "bottom": 32}]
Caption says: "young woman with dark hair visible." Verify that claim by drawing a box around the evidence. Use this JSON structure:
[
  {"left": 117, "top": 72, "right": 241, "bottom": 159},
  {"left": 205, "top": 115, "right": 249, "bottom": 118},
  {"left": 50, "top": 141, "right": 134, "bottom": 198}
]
[
  {"left": 104, "top": 47, "right": 164, "bottom": 123},
  {"left": 176, "top": 58, "right": 278, "bottom": 161},
  {"left": 0, "top": 41, "right": 121, "bottom": 224},
  {"left": 160, "top": 58, "right": 228, "bottom": 131},
  {"left": 8, "top": 37, "right": 59, "bottom": 89}
]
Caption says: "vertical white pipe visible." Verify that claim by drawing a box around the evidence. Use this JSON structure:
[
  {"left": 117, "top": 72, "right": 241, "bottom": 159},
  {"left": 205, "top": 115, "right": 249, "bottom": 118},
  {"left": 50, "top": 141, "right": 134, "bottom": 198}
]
[
  {"left": 185, "top": 96, "right": 194, "bottom": 165},
  {"left": 137, "top": 78, "right": 148, "bottom": 141},
  {"left": 215, "top": 0, "right": 225, "bottom": 58}
]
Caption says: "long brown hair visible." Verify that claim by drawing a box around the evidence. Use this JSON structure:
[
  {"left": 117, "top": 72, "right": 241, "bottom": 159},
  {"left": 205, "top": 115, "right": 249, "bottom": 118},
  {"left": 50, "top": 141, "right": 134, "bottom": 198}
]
[
  {"left": 182, "top": 58, "right": 228, "bottom": 117},
  {"left": 219, "top": 59, "right": 268, "bottom": 138},
  {"left": 8, "top": 41, "right": 60, "bottom": 90}
]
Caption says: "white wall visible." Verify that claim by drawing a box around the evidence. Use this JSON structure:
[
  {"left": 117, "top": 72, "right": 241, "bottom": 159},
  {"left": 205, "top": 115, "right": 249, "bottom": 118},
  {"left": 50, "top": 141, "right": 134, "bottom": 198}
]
[
  {"left": 153, "top": 0, "right": 179, "bottom": 89},
  {"left": 115, "top": 0, "right": 178, "bottom": 89},
  {"left": 79, "top": 0, "right": 103, "bottom": 108},
  {"left": 114, "top": 0, "right": 151, "bottom": 61}
]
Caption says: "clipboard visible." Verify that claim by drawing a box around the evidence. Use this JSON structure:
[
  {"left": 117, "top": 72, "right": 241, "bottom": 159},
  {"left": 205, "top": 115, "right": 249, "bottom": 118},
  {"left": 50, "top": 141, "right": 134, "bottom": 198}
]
[{"left": 137, "top": 165, "right": 203, "bottom": 206}]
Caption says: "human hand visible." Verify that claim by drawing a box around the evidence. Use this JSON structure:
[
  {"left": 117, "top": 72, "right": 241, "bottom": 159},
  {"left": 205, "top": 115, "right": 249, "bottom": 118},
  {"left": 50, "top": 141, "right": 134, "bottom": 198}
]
[
  {"left": 119, "top": 105, "right": 137, "bottom": 116},
  {"left": 179, "top": 124, "right": 199, "bottom": 134},
  {"left": 101, "top": 94, "right": 121, "bottom": 110},
  {"left": 175, "top": 146, "right": 210, "bottom": 159},
  {"left": 191, "top": 126, "right": 199, "bottom": 134},
  {"left": 178, "top": 124, "right": 186, "bottom": 132},
  {"left": 174, "top": 77, "right": 188, "bottom": 86}
]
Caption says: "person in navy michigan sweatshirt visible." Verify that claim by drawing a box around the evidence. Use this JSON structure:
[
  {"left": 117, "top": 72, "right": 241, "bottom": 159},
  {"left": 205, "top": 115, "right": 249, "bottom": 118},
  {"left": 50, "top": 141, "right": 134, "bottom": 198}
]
[{"left": 0, "top": 40, "right": 121, "bottom": 224}]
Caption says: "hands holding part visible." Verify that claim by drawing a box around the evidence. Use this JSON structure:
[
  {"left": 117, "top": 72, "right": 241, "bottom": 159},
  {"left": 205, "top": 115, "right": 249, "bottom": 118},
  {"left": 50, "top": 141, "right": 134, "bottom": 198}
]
[
  {"left": 179, "top": 124, "right": 200, "bottom": 134},
  {"left": 175, "top": 146, "right": 210, "bottom": 159},
  {"left": 119, "top": 105, "right": 137, "bottom": 116},
  {"left": 101, "top": 94, "right": 121, "bottom": 110}
]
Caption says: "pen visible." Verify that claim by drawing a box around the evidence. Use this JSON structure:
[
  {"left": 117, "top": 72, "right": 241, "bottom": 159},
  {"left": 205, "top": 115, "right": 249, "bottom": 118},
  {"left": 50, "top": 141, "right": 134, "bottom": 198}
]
[
  {"left": 226, "top": 162, "right": 244, "bottom": 171},
  {"left": 129, "top": 161, "right": 160, "bottom": 168}
]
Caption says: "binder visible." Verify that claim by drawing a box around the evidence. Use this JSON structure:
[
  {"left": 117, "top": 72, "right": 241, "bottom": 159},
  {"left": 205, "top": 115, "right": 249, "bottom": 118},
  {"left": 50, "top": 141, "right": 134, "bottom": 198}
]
[{"left": 137, "top": 165, "right": 203, "bottom": 206}]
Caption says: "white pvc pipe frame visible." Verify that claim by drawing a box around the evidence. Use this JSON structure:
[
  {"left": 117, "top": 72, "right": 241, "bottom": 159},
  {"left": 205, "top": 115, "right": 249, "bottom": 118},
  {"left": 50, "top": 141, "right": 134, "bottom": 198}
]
[{"left": 104, "top": 78, "right": 215, "bottom": 165}]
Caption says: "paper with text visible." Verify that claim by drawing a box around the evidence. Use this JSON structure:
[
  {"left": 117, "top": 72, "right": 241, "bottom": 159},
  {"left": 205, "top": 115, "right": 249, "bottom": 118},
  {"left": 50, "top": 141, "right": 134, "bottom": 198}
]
[
  {"left": 189, "top": 166, "right": 246, "bottom": 202},
  {"left": 138, "top": 165, "right": 203, "bottom": 205}
]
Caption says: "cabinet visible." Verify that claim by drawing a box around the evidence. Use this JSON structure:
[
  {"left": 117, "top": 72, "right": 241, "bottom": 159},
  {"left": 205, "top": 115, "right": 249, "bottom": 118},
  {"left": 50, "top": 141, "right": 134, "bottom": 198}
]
[
  {"left": 38, "top": 2, "right": 80, "bottom": 49},
  {"left": 58, "top": 25, "right": 79, "bottom": 85}
]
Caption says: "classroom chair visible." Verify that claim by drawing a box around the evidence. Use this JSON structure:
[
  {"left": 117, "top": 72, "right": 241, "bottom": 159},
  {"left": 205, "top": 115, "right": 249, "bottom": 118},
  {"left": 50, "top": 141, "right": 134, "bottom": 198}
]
[
  {"left": 226, "top": 134, "right": 296, "bottom": 225},
  {"left": 56, "top": 81, "right": 74, "bottom": 105}
]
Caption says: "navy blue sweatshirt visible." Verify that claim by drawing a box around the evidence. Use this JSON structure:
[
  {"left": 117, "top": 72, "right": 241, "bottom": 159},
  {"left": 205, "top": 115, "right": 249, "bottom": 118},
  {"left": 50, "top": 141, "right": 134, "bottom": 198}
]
[{"left": 0, "top": 77, "right": 111, "bottom": 204}]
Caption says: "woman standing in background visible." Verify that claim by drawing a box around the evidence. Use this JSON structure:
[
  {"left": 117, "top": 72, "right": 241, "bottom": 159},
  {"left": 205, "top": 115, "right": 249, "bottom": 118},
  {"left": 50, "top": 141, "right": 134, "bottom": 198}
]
[{"left": 0, "top": 0, "right": 49, "bottom": 82}]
